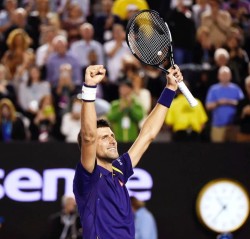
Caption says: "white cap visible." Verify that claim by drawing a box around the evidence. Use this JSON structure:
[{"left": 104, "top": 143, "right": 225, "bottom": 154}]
[{"left": 127, "top": 4, "right": 138, "bottom": 11}]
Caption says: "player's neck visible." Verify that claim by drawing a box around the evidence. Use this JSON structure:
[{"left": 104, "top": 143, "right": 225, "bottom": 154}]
[{"left": 97, "top": 159, "right": 113, "bottom": 172}]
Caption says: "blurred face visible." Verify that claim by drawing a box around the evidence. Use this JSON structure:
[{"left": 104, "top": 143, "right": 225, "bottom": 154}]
[
  {"left": 14, "top": 11, "right": 27, "bottom": 27},
  {"left": 13, "top": 34, "right": 24, "bottom": 46},
  {"left": 216, "top": 55, "right": 228, "bottom": 66},
  {"left": 209, "top": 0, "right": 220, "bottom": 10},
  {"left": 69, "top": 5, "right": 81, "bottom": 18},
  {"left": 37, "top": 0, "right": 49, "bottom": 11},
  {"left": 30, "top": 67, "right": 40, "bottom": 81},
  {"left": 119, "top": 84, "right": 132, "bottom": 98},
  {"left": 218, "top": 69, "right": 231, "bottom": 84},
  {"left": 1, "top": 105, "right": 10, "bottom": 118},
  {"left": 5, "top": 0, "right": 17, "bottom": 11},
  {"left": 45, "top": 29, "right": 56, "bottom": 42},
  {"left": 64, "top": 197, "right": 76, "bottom": 214},
  {"left": 55, "top": 41, "right": 67, "bottom": 55},
  {"left": 112, "top": 25, "right": 125, "bottom": 41},
  {"left": 96, "top": 127, "right": 118, "bottom": 163},
  {"left": 102, "top": 0, "right": 113, "bottom": 12},
  {"left": 227, "top": 36, "right": 238, "bottom": 49},
  {"left": 42, "top": 95, "right": 52, "bottom": 107},
  {"left": 80, "top": 27, "right": 94, "bottom": 41}
]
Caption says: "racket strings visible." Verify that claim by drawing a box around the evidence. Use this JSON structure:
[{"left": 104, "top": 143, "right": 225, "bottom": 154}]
[{"left": 127, "top": 12, "right": 171, "bottom": 65}]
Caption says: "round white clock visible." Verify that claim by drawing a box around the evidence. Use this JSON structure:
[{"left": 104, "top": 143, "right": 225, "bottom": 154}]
[{"left": 196, "top": 178, "right": 250, "bottom": 233}]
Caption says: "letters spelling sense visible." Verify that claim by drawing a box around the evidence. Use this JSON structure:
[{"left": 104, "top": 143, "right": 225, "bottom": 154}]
[{"left": 0, "top": 168, "right": 153, "bottom": 202}]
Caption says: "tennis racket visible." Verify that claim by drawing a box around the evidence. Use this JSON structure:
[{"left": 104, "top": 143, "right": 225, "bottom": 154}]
[{"left": 126, "top": 9, "right": 198, "bottom": 107}]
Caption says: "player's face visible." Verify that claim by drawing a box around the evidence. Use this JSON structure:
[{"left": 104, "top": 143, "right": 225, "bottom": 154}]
[{"left": 96, "top": 127, "right": 119, "bottom": 162}]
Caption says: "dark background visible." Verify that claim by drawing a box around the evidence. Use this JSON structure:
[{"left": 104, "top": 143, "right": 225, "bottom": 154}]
[{"left": 0, "top": 142, "right": 250, "bottom": 239}]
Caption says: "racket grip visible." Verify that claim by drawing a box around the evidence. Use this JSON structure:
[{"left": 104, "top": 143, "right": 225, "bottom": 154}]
[{"left": 177, "top": 81, "right": 198, "bottom": 107}]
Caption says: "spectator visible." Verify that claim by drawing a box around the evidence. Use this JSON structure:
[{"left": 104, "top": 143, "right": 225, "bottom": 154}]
[
  {"left": 130, "top": 196, "right": 158, "bottom": 239},
  {"left": 70, "top": 23, "right": 104, "bottom": 74},
  {"left": 0, "top": 98, "right": 26, "bottom": 142},
  {"left": 226, "top": 27, "right": 249, "bottom": 87},
  {"left": 55, "top": 63, "right": 76, "bottom": 115},
  {"left": 93, "top": 0, "right": 121, "bottom": 43},
  {"left": 165, "top": 81, "right": 208, "bottom": 142},
  {"left": 72, "top": 0, "right": 91, "bottom": 21},
  {"left": 235, "top": 76, "right": 250, "bottom": 142},
  {"left": 62, "top": 2, "right": 85, "bottom": 46},
  {"left": 121, "top": 55, "right": 152, "bottom": 127},
  {"left": 193, "top": 25, "right": 215, "bottom": 70},
  {"left": 0, "top": 64, "right": 17, "bottom": 106},
  {"left": 0, "top": 0, "right": 17, "bottom": 50},
  {"left": 209, "top": 48, "right": 230, "bottom": 86},
  {"left": 2, "top": 8, "right": 36, "bottom": 52},
  {"left": 27, "top": 0, "right": 55, "bottom": 49},
  {"left": 61, "top": 97, "right": 81, "bottom": 143},
  {"left": 107, "top": 77, "right": 144, "bottom": 142},
  {"left": 166, "top": 0, "right": 196, "bottom": 65},
  {"left": 50, "top": 0, "right": 90, "bottom": 22},
  {"left": 46, "top": 11, "right": 67, "bottom": 37},
  {"left": 33, "top": 94, "right": 56, "bottom": 142},
  {"left": 18, "top": 65, "right": 51, "bottom": 138},
  {"left": 192, "top": 0, "right": 211, "bottom": 28},
  {"left": 1, "top": 28, "right": 32, "bottom": 80},
  {"left": 47, "top": 195, "right": 82, "bottom": 239},
  {"left": 103, "top": 23, "right": 131, "bottom": 84},
  {"left": 14, "top": 47, "right": 35, "bottom": 86},
  {"left": 45, "top": 35, "right": 82, "bottom": 88},
  {"left": 201, "top": 0, "right": 232, "bottom": 48},
  {"left": 35, "top": 25, "right": 57, "bottom": 69},
  {"left": 205, "top": 66, "right": 244, "bottom": 142},
  {"left": 48, "top": 0, "right": 70, "bottom": 18},
  {"left": 222, "top": 0, "right": 250, "bottom": 23}
]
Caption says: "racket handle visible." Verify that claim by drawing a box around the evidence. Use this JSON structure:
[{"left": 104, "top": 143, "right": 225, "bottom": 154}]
[{"left": 177, "top": 81, "right": 198, "bottom": 107}]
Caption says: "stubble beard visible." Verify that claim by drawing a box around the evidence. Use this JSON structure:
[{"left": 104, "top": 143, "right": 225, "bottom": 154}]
[{"left": 97, "top": 151, "right": 119, "bottom": 164}]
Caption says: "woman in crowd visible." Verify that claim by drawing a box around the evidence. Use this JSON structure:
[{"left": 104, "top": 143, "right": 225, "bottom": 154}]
[
  {"left": 18, "top": 65, "right": 51, "bottom": 138},
  {"left": 33, "top": 94, "right": 56, "bottom": 142},
  {"left": 1, "top": 28, "right": 32, "bottom": 80},
  {"left": 0, "top": 98, "right": 26, "bottom": 142},
  {"left": 62, "top": 3, "right": 85, "bottom": 46}
]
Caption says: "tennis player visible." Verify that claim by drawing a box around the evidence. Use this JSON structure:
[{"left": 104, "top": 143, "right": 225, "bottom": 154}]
[{"left": 73, "top": 64, "right": 183, "bottom": 239}]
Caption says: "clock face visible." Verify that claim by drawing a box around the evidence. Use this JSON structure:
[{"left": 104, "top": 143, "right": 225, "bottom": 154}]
[{"left": 196, "top": 179, "right": 250, "bottom": 233}]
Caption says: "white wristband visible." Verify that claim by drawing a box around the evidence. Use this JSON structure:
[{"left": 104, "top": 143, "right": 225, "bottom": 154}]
[{"left": 82, "top": 84, "right": 97, "bottom": 102}]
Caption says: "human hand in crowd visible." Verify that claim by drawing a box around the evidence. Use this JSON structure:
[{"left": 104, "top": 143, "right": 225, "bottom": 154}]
[
  {"left": 0, "top": 84, "right": 7, "bottom": 94},
  {"left": 120, "top": 95, "right": 133, "bottom": 110},
  {"left": 85, "top": 65, "right": 106, "bottom": 86},
  {"left": 217, "top": 98, "right": 237, "bottom": 106},
  {"left": 166, "top": 65, "right": 183, "bottom": 91},
  {"left": 242, "top": 105, "right": 250, "bottom": 117}
]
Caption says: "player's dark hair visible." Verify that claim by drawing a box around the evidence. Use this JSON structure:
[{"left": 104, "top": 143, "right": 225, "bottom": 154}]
[
  {"left": 97, "top": 118, "right": 111, "bottom": 128},
  {"left": 77, "top": 119, "right": 111, "bottom": 150}
]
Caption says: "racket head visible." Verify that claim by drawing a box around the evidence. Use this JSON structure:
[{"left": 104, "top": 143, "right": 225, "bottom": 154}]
[{"left": 126, "top": 9, "right": 172, "bottom": 67}]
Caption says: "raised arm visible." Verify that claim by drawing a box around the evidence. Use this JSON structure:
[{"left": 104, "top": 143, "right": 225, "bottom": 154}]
[
  {"left": 128, "top": 65, "right": 183, "bottom": 167},
  {"left": 80, "top": 65, "right": 106, "bottom": 172}
]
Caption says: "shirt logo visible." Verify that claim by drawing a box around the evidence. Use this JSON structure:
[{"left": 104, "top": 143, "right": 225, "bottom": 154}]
[{"left": 117, "top": 158, "right": 123, "bottom": 166}]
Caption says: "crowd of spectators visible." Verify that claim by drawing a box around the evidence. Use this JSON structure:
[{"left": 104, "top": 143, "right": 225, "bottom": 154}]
[{"left": 0, "top": 0, "right": 250, "bottom": 143}]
